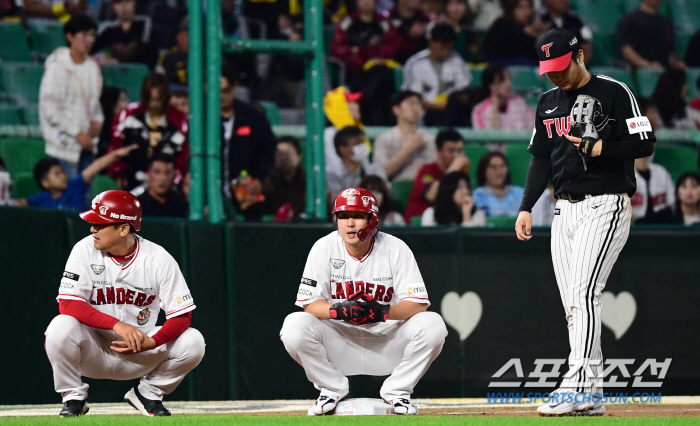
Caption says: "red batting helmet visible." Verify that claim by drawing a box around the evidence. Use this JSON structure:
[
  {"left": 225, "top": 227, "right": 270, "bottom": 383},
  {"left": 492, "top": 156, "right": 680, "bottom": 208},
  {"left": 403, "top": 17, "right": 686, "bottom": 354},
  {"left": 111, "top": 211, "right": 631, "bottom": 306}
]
[
  {"left": 333, "top": 187, "right": 379, "bottom": 241},
  {"left": 80, "top": 190, "right": 142, "bottom": 231}
]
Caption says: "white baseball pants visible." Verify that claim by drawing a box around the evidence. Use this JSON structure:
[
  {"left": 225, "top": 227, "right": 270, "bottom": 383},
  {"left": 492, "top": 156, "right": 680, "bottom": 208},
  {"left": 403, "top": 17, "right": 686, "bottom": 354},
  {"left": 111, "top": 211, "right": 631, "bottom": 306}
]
[
  {"left": 551, "top": 194, "right": 632, "bottom": 394},
  {"left": 279, "top": 311, "right": 447, "bottom": 401},
  {"left": 45, "top": 315, "right": 206, "bottom": 402}
]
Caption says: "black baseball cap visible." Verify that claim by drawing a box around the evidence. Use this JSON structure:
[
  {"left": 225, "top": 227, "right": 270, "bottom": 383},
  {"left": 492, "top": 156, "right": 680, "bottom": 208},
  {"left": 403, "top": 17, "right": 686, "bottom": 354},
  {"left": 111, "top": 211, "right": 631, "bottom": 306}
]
[{"left": 536, "top": 28, "right": 580, "bottom": 75}]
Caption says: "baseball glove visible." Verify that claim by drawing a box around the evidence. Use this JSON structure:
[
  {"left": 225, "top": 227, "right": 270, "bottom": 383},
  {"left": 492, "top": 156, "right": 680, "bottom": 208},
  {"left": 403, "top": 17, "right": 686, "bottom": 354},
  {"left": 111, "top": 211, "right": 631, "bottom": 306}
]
[
  {"left": 569, "top": 100, "right": 599, "bottom": 171},
  {"left": 329, "top": 290, "right": 368, "bottom": 324}
]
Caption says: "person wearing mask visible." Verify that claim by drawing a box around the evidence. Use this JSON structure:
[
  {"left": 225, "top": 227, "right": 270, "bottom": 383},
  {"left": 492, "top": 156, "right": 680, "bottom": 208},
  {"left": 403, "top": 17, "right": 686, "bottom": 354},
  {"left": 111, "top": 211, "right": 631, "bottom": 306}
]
[
  {"left": 262, "top": 136, "right": 307, "bottom": 222},
  {"left": 326, "top": 126, "right": 387, "bottom": 200}
]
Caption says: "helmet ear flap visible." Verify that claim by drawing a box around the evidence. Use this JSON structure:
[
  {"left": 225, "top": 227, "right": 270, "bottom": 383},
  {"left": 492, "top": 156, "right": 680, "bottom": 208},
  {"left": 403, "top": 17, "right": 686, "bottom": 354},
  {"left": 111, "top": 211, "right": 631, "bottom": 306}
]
[{"left": 357, "top": 213, "right": 378, "bottom": 242}]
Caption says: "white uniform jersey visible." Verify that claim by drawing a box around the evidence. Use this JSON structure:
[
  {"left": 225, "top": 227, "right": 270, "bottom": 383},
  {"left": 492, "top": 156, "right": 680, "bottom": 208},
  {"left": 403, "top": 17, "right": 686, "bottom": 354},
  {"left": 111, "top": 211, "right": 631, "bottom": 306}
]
[
  {"left": 631, "top": 163, "right": 675, "bottom": 219},
  {"left": 57, "top": 235, "right": 196, "bottom": 333},
  {"left": 295, "top": 231, "right": 429, "bottom": 335}
]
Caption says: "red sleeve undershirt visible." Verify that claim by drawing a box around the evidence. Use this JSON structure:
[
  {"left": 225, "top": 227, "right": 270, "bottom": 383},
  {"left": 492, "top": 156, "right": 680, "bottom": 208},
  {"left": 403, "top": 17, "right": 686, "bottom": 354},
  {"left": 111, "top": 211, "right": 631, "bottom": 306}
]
[{"left": 58, "top": 300, "right": 192, "bottom": 347}]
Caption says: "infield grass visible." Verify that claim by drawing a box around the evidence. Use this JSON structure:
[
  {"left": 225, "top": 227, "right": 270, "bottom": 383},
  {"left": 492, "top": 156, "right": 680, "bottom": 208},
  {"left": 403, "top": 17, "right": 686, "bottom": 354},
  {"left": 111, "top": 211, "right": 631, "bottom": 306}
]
[{"left": 2, "top": 416, "right": 699, "bottom": 425}]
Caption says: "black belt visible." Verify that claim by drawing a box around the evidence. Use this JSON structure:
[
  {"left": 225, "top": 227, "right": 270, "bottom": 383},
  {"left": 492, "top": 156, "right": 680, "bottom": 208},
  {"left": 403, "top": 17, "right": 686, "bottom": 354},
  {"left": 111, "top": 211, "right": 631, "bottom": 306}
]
[{"left": 556, "top": 193, "right": 589, "bottom": 203}]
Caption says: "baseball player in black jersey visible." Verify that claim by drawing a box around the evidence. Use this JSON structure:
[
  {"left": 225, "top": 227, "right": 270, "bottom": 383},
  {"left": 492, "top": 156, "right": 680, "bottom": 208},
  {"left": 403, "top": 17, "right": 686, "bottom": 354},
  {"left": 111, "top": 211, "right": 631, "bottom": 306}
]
[{"left": 514, "top": 29, "right": 655, "bottom": 416}]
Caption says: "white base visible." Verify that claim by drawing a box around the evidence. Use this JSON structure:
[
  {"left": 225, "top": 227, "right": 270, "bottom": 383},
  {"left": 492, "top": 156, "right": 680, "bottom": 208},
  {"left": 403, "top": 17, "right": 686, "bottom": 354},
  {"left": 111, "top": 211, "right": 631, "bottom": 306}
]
[{"left": 333, "top": 398, "right": 395, "bottom": 416}]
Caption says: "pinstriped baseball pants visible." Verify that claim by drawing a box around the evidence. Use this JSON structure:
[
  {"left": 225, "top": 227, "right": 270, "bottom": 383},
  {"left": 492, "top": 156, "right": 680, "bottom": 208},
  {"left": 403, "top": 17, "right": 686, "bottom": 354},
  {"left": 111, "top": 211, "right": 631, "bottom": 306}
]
[{"left": 551, "top": 194, "right": 632, "bottom": 394}]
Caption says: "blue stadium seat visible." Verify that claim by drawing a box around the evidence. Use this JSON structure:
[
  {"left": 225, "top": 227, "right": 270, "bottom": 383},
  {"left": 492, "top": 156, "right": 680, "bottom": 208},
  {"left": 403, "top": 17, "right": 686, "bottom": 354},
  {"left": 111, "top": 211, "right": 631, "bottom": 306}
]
[{"left": 28, "top": 21, "right": 66, "bottom": 58}]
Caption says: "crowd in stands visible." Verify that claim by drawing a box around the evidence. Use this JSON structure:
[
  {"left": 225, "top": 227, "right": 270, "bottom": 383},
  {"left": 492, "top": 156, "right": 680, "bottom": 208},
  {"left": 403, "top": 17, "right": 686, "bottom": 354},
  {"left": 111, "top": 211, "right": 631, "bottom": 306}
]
[{"left": 1, "top": 0, "right": 700, "bottom": 227}]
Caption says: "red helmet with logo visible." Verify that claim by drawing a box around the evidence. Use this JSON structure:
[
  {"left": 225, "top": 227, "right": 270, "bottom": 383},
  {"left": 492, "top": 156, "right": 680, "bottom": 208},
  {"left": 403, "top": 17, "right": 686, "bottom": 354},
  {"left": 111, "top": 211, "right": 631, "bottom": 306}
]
[
  {"left": 79, "top": 190, "right": 142, "bottom": 231},
  {"left": 333, "top": 187, "right": 379, "bottom": 241}
]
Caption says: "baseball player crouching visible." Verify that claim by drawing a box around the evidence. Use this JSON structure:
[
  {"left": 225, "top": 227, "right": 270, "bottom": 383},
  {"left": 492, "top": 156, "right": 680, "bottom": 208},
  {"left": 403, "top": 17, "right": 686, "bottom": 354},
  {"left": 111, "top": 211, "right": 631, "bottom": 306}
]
[
  {"left": 45, "top": 190, "right": 205, "bottom": 417},
  {"left": 280, "top": 187, "right": 448, "bottom": 416}
]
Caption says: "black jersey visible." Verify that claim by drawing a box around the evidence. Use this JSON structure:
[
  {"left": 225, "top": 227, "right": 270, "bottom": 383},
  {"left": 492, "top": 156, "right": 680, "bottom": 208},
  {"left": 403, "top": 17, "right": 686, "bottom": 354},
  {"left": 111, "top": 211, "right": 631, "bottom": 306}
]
[{"left": 528, "top": 74, "right": 656, "bottom": 197}]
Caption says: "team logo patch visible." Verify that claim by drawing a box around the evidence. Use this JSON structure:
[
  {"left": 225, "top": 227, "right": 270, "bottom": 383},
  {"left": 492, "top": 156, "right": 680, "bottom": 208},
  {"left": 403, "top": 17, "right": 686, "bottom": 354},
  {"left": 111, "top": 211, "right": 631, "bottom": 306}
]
[
  {"left": 99, "top": 205, "right": 109, "bottom": 216},
  {"left": 91, "top": 195, "right": 101, "bottom": 209},
  {"left": 341, "top": 188, "right": 360, "bottom": 198},
  {"left": 361, "top": 196, "right": 371, "bottom": 207},
  {"left": 541, "top": 42, "right": 553, "bottom": 57},
  {"left": 555, "top": 208, "right": 561, "bottom": 215},
  {"left": 331, "top": 258, "right": 345, "bottom": 269},
  {"left": 136, "top": 308, "right": 150, "bottom": 326},
  {"left": 91, "top": 264, "right": 105, "bottom": 275}
]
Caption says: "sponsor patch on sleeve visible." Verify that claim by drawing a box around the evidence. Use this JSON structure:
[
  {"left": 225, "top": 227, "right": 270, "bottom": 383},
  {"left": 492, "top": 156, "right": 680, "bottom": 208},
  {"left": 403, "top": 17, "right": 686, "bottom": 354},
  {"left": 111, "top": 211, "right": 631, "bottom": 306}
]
[
  {"left": 59, "top": 281, "right": 76, "bottom": 291},
  {"left": 626, "top": 117, "right": 652, "bottom": 134},
  {"left": 406, "top": 286, "right": 428, "bottom": 297},
  {"left": 300, "top": 277, "right": 317, "bottom": 287},
  {"left": 176, "top": 293, "right": 193, "bottom": 305},
  {"left": 63, "top": 271, "right": 80, "bottom": 281}
]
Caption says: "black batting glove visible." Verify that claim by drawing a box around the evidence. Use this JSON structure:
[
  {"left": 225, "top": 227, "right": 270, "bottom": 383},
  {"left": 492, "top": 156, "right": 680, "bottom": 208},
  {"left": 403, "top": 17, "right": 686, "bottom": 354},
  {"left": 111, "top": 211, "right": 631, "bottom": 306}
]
[
  {"left": 329, "top": 290, "right": 368, "bottom": 323},
  {"left": 364, "top": 298, "right": 389, "bottom": 323}
]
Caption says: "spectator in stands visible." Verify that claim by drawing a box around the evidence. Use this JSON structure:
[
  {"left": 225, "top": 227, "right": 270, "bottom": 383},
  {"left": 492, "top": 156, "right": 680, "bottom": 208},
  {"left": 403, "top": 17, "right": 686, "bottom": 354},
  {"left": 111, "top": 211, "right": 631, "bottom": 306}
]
[
  {"left": 21, "top": 0, "right": 88, "bottom": 23},
  {"left": 403, "top": 129, "right": 470, "bottom": 222},
  {"left": 616, "top": 0, "right": 685, "bottom": 70},
  {"left": 92, "top": 0, "right": 156, "bottom": 68},
  {"left": 632, "top": 153, "right": 675, "bottom": 221},
  {"left": 471, "top": 63, "right": 535, "bottom": 130},
  {"left": 97, "top": 86, "right": 128, "bottom": 157},
  {"left": 439, "top": 0, "right": 481, "bottom": 62},
  {"left": 468, "top": 0, "right": 502, "bottom": 31},
  {"left": 360, "top": 175, "right": 406, "bottom": 226},
  {"left": 421, "top": 0, "right": 444, "bottom": 20},
  {"left": 421, "top": 172, "right": 487, "bottom": 226},
  {"left": 330, "top": 0, "right": 407, "bottom": 125},
  {"left": 689, "top": 75, "right": 700, "bottom": 129},
  {"left": 262, "top": 136, "right": 307, "bottom": 222},
  {"left": 638, "top": 172, "right": 700, "bottom": 226},
  {"left": 385, "top": 0, "right": 433, "bottom": 62},
  {"left": 483, "top": 0, "right": 546, "bottom": 66},
  {"left": 472, "top": 151, "right": 523, "bottom": 217},
  {"left": 650, "top": 69, "right": 695, "bottom": 130},
  {"left": 327, "top": 126, "right": 387, "bottom": 199},
  {"left": 402, "top": 23, "right": 473, "bottom": 125},
  {"left": 323, "top": 87, "right": 369, "bottom": 178},
  {"left": 108, "top": 72, "right": 190, "bottom": 191},
  {"left": 0, "top": 156, "right": 12, "bottom": 206},
  {"left": 374, "top": 91, "right": 437, "bottom": 181},
  {"left": 137, "top": 155, "right": 189, "bottom": 218},
  {"left": 14, "top": 144, "right": 136, "bottom": 210},
  {"left": 220, "top": 64, "right": 277, "bottom": 221},
  {"left": 40, "top": 14, "right": 103, "bottom": 179},
  {"left": 170, "top": 88, "right": 189, "bottom": 115},
  {"left": 156, "top": 15, "right": 189, "bottom": 87},
  {"left": 537, "top": 0, "right": 593, "bottom": 65}
]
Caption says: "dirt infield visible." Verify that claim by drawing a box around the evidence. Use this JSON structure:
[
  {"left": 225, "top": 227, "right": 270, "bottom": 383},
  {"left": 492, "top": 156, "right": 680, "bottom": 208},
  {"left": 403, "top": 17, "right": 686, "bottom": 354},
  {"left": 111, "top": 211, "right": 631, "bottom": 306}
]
[{"left": 2, "top": 398, "right": 699, "bottom": 417}]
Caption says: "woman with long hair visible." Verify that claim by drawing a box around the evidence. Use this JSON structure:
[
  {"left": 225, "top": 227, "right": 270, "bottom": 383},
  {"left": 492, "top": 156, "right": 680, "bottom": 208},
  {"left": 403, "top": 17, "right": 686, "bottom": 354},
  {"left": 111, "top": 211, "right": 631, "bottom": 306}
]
[
  {"left": 482, "top": 0, "right": 547, "bottom": 65},
  {"left": 638, "top": 172, "right": 700, "bottom": 226},
  {"left": 359, "top": 175, "right": 406, "bottom": 226},
  {"left": 650, "top": 69, "right": 695, "bottom": 130},
  {"left": 472, "top": 151, "right": 524, "bottom": 217},
  {"left": 421, "top": 172, "right": 487, "bottom": 226},
  {"left": 97, "top": 87, "right": 128, "bottom": 158}
]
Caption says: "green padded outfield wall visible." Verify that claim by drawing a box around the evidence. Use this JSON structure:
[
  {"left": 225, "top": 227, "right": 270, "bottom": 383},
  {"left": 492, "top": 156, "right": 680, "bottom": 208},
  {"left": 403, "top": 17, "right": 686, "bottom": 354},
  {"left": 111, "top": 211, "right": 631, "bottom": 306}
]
[{"left": 2, "top": 207, "right": 700, "bottom": 404}]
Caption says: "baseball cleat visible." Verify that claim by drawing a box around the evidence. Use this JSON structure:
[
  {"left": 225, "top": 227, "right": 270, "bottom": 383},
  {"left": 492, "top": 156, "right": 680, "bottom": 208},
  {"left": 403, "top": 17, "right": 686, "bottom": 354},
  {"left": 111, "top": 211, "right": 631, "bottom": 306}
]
[
  {"left": 59, "top": 399, "right": 89, "bottom": 417},
  {"left": 391, "top": 398, "right": 418, "bottom": 415},
  {"left": 308, "top": 395, "right": 342, "bottom": 415},
  {"left": 537, "top": 388, "right": 574, "bottom": 416},
  {"left": 576, "top": 403, "right": 605, "bottom": 416},
  {"left": 124, "top": 386, "right": 171, "bottom": 416}
]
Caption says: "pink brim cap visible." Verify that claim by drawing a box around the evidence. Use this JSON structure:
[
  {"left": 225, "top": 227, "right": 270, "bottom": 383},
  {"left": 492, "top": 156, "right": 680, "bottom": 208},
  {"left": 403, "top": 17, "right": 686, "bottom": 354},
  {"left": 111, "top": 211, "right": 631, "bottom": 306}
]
[{"left": 539, "top": 52, "right": 571, "bottom": 75}]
